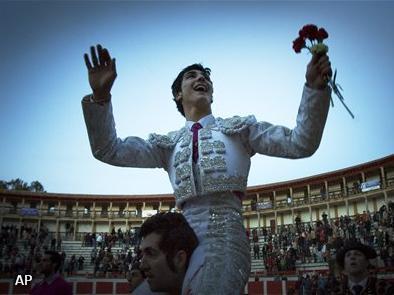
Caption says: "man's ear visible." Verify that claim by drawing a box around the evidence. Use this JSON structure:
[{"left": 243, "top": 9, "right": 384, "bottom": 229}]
[
  {"left": 175, "top": 92, "right": 182, "bottom": 102},
  {"left": 173, "top": 250, "right": 187, "bottom": 272}
]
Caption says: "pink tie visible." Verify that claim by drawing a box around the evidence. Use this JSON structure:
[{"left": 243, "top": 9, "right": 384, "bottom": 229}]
[{"left": 191, "top": 123, "right": 202, "bottom": 163}]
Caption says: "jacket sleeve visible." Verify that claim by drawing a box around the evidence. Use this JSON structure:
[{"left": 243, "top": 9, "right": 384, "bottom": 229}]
[
  {"left": 81, "top": 95, "right": 169, "bottom": 170},
  {"left": 246, "top": 85, "right": 331, "bottom": 159}
]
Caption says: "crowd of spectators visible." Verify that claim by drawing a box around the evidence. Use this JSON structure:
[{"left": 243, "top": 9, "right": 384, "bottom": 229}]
[
  {"left": 249, "top": 202, "right": 394, "bottom": 275},
  {"left": 81, "top": 227, "right": 140, "bottom": 249},
  {"left": 0, "top": 224, "right": 140, "bottom": 279},
  {"left": 1, "top": 202, "right": 393, "bottom": 283},
  {"left": 285, "top": 272, "right": 332, "bottom": 295},
  {"left": 63, "top": 254, "right": 85, "bottom": 276},
  {"left": 0, "top": 223, "right": 62, "bottom": 278},
  {"left": 91, "top": 247, "right": 139, "bottom": 278},
  {"left": 80, "top": 227, "right": 141, "bottom": 278}
]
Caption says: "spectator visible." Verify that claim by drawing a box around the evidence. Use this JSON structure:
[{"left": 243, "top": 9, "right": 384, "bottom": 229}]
[
  {"left": 56, "top": 238, "right": 62, "bottom": 251},
  {"left": 50, "top": 238, "right": 56, "bottom": 251},
  {"left": 90, "top": 248, "right": 96, "bottom": 264},
  {"left": 253, "top": 243, "right": 260, "bottom": 259},
  {"left": 322, "top": 212, "right": 328, "bottom": 225},
  {"left": 96, "top": 233, "right": 103, "bottom": 248},
  {"left": 136, "top": 212, "right": 198, "bottom": 294},
  {"left": 332, "top": 241, "right": 394, "bottom": 294},
  {"left": 301, "top": 274, "right": 312, "bottom": 295},
  {"left": 60, "top": 251, "right": 66, "bottom": 274},
  {"left": 30, "top": 251, "right": 72, "bottom": 295},
  {"left": 102, "top": 248, "right": 112, "bottom": 277},
  {"left": 78, "top": 255, "right": 84, "bottom": 271},
  {"left": 66, "top": 255, "right": 76, "bottom": 276},
  {"left": 252, "top": 228, "right": 258, "bottom": 243},
  {"left": 93, "top": 252, "right": 101, "bottom": 278},
  {"left": 317, "top": 273, "right": 327, "bottom": 295}
]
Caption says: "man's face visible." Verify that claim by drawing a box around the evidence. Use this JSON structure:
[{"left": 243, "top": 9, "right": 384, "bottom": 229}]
[
  {"left": 40, "top": 254, "right": 55, "bottom": 276},
  {"left": 177, "top": 69, "right": 213, "bottom": 109},
  {"left": 139, "top": 232, "right": 180, "bottom": 292},
  {"left": 344, "top": 249, "right": 369, "bottom": 276},
  {"left": 127, "top": 269, "right": 144, "bottom": 292}
]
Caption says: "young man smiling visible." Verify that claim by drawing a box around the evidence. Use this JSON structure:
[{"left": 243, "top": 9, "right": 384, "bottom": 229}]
[
  {"left": 173, "top": 66, "right": 214, "bottom": 122},
  {"left": 82, "top": 44, "right": 332, "bottom": 294}
]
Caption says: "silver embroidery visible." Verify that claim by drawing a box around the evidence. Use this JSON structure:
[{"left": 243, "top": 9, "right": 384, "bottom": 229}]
[
  {"left": 217, "top": 115, "right": 257, "bottom": 135},
  {"left": 182, "top": 194, "right": 250, "bottom": 295},
  {"left": 213, "top": 140, "right": 226, "bottom": 154},
  {"left": 174, "top": 147, "right": 191, "bottom": 167},
  {"left": 202, "top": 174, "right": 247, "bottom": 193},
  {"left": 201, "top": 141, "right": 214, "bottom": 155},
  {"left": 200, "top": 155, "right": 227, "bottom": 173},
  {"left": 180, "top": 133, "right": 192, "bottom": 148},
  {"left": 200, "top": 140, "right": 226, "bottom": 155},
  {"left": 174, "top": 179, "right": 193, "bottom": 200},
  {"left": 148, "top": 133, "right": 175, "bottom": 148},
  {"left": 175, "top": 164, "right": 192, "bottom": 184},
  {"left": 199, "top": 128, "right": 212, "bottom": 140},
  {"left": 148, "top": 127, "right": 188, "bottom": 148},
  {"left": 203, "top": 206, "right": 250, "bottom": 294}
]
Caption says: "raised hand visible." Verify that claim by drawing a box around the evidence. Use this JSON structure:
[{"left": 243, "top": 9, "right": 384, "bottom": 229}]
[
  {"left": 305, "top": 54, "right": 332, "bottom": 90},
  {"left": 84, "top": 44, "right": 117, "bottom": 101}
]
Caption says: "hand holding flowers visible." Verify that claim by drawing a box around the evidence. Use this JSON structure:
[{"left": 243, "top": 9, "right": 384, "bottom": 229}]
[
  {"left": 305, "top": 48, "right": 332, "bottom": 91},
  {"left": 293, "top": 24, "right": 354, "bottom": 119}
]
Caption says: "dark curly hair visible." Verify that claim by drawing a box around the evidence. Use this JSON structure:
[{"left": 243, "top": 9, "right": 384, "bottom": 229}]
[
  {"left": 171, "top": 64, "right": 211, "bottom": 117},
  {"left": 139, "top": 212, "right": 198, "bottom": 272},
  {"left": 44, "top": 251, "right": 62, "bottom": 272}
]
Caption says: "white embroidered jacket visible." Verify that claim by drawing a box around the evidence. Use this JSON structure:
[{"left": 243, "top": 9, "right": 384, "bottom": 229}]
[{"left": 82, "top": 85, "right": 330, "bottom": 208}]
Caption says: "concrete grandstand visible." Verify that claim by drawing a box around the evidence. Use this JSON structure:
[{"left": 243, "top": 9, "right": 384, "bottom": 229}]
[{"left": 1, "top": 154, "right": 393, "bottom": 294}]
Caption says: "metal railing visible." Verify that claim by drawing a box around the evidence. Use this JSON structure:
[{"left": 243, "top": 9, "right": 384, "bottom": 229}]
[
  {"left": 0, "top": 207, "right": 141, "bottom": 219},
  {"left": 1, "top": 177, "right": 392, "bottom": 217},
  {"left": 242, "top": 177, "right": 393, "bottom": 213}
]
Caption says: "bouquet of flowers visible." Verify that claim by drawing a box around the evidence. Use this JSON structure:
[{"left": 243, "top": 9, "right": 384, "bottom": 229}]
[{"left": 293, "top": 24, "right": 354, "bottom": 119}]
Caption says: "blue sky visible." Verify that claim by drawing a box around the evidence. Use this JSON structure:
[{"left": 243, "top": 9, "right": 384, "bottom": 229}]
[{"left": 1, "top": 1, "right": 393, "bottom": 195}]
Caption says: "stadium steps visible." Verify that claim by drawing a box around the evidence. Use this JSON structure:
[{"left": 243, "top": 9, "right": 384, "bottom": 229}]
[
  {"left": 250, "top": 237, "right": 266, "bottom": 273},
  {"left": 11, "top": 239, "right": 267, "bottom": 275},
  {"left": 61, "top": 241, "right": 125, "bottom": 274},
  {"left": 11, "top": 240, "right": 125, "bottom": 275}
]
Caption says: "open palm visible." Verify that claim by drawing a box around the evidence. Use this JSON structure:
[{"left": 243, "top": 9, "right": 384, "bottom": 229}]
[{"left": 84, "top": 44, "right": 117, "bottom": 100}]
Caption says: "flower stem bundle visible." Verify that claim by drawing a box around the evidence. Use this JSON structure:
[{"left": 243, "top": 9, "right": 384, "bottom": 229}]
[{"left": 292, "top": 24, "right": 354, "bottom": 119}]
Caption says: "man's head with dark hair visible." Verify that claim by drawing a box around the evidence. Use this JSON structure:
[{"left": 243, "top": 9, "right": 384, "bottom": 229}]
[
  {"left": 139, "top": 212, "right": 198, "bottom": 293},
  {"left": 40, "top": 251, "right": 62, "bottom": 277},
  {"left": 336, "top": 241, "right": 376, "bottom": 269},
  {"left": 171, "top": 64, "right": 213, "bottom": 117}
]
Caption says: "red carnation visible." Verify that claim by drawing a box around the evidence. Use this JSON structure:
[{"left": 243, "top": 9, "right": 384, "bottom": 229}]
[
  {"left": 300, "top": 24, "right": 319, "bottom": 40},
  {"left": 317, "top": 28, "right": 329, "bottom": 41},
  {"left": 292, "top": 36, "right": 305, "bottom": 53},
  {"left": 299, "top": 29, "right": 307, "bottom": 38},
  {"left": 292, "top": 23, "right": 354, "bottom": 118}
]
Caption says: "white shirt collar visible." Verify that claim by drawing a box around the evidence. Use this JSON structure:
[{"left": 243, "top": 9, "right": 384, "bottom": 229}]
[{"left": 185, "top": 114, "right": 215, "bottom": 130}]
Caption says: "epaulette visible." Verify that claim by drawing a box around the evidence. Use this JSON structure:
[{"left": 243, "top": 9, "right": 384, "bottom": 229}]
[
  {"left": 148, "top": 127, "right": 187, "bottom": 149},
  {"left": 216, "top": 115, "right": 256, "bottom": 135}
]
